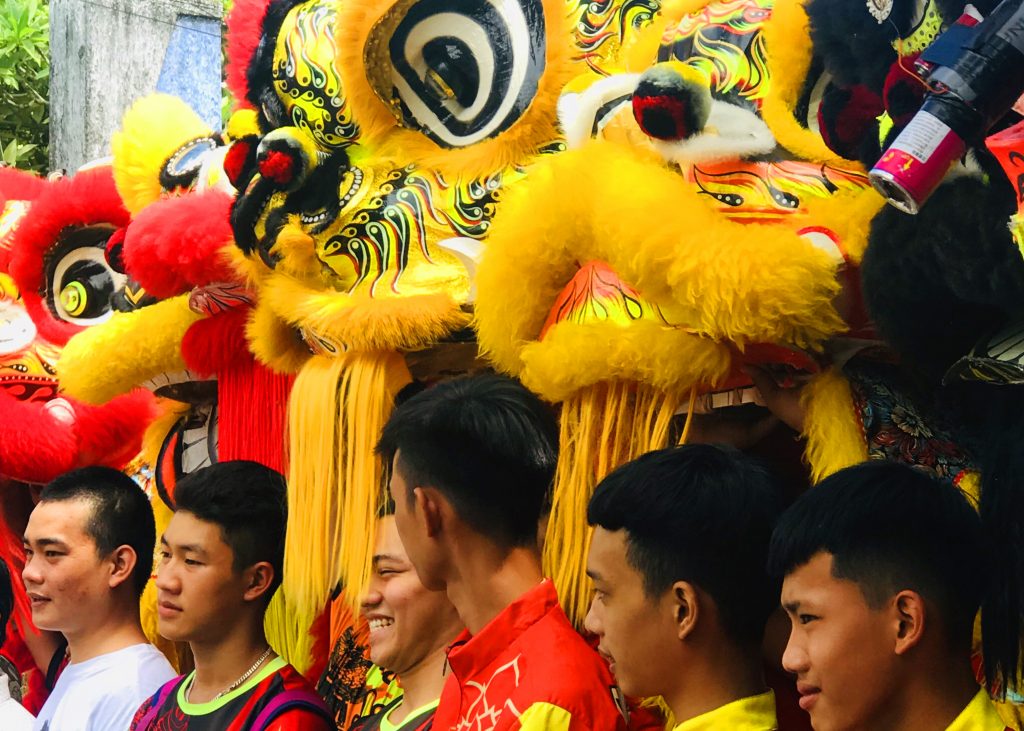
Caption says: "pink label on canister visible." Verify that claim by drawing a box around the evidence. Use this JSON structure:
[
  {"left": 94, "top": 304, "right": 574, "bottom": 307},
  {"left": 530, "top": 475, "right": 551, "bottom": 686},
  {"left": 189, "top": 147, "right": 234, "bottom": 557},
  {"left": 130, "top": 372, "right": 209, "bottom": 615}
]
[{"left": 873, "top": 111, "right": 965, "bottom": 209}]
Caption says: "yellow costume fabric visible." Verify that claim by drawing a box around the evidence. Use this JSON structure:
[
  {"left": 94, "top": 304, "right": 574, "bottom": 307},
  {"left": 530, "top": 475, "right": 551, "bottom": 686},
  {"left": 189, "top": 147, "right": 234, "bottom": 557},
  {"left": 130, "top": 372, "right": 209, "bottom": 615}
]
[
  {"left": 672, "top": 691, "right": 777, "bottom": 731},
  {"left": 946, "top": 690, "right": 1010, "bottom": 731}
]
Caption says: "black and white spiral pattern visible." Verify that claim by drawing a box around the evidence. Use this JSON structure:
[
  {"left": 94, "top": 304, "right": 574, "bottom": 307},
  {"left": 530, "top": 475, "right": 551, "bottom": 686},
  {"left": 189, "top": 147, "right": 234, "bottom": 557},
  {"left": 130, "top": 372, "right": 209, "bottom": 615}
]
[{"left": 387, "top": 0, "right": 546, "bottom": 147}]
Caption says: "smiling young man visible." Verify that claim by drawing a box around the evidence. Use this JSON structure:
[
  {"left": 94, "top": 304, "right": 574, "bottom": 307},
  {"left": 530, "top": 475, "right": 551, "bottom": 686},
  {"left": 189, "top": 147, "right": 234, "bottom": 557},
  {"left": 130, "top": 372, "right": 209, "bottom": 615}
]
[
  {"left": 24, "top": 467, "right": 176, "bottom": 731},
  {"left": 354, "top": 509, "right": 464, "bottom": 731},
  {"left": 377, "top": 373, "right": 626, "bottom": 731},
  {"left": 585, "top": 444, "right": 781, "bottom": 730},
  {"left": 768, "top": 460, "right": 1007, "bottom": 731},
  {"left": 131, "top": 460, "right": 332, "bottom": 730}
]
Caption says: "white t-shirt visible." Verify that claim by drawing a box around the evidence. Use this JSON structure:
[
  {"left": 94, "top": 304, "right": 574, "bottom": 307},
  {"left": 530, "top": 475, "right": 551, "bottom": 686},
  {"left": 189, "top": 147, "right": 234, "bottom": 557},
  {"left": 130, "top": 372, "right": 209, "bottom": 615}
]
[
  {"left": 0, "top": 676, "right": 34, "bottom": 730},
  {"left": 33, "top": 643, "right": 176, "bottom": 731}
]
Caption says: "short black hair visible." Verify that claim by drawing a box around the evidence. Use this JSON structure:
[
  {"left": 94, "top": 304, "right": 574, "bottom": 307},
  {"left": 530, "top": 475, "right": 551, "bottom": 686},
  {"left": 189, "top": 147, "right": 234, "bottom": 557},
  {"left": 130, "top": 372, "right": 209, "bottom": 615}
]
[
  {"left": 588, "top": 444, "right": 781, "bottom": 646},
  {"left": 376, "top": 374, "right": 558, "bottom": 548},
  {"left": 41, "top": 466, "right": 155, "bottom": 597},
  {"left": 0, "top": 559, "right": 11, "bottom": 647},
  {"left": 767, "top": 460, "right": 985, "bottom": 649},
  {"left": 174, "top": 460, "right": 287, "bottom": 600}
]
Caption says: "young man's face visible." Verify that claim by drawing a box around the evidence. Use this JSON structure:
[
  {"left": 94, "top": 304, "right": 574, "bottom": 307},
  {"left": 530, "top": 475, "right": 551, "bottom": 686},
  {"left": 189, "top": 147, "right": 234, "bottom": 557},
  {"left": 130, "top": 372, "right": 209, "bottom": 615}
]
[
  {"left": 22, "top": 498, "right": 115, "bottom": 635},
  {"left": 584, "top": 526, "right": 681, "bottom": 700},
  {"left": 360, "top": 516, "right": 462, "bottom": 674},
  {"left": 389, "top": 452, "right": 444, "bottom": 591},
  {"left": 155, "top": 510, "right": 251, "bottom": 643},
  {"left": 781, "top": 552, "right": 898, "bottom": 731}
]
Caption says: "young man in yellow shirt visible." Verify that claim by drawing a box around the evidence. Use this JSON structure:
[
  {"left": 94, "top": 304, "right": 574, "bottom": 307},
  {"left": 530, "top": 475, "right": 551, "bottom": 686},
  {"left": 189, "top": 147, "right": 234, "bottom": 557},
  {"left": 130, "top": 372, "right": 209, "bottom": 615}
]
[
  {"left": 585, "top": 444, "right": 782, "bottom": 730},
  {"left": 769, "top": 461, "right": 1008, "bottom": 731}
]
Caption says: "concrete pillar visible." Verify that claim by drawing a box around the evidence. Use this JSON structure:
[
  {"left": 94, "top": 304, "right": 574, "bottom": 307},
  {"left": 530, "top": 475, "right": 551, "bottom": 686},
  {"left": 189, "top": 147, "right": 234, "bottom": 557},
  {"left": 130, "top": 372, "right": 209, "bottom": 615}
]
[{"left": 49, "top": 0, "right": 222, "bottom": 173}]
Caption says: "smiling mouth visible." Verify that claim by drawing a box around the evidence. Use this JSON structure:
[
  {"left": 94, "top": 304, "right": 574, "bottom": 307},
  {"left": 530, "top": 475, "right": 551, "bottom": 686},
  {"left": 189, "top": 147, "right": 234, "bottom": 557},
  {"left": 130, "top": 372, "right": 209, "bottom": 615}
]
[{"left": 368, "top": 618, "right": 394, "bottom": 632}]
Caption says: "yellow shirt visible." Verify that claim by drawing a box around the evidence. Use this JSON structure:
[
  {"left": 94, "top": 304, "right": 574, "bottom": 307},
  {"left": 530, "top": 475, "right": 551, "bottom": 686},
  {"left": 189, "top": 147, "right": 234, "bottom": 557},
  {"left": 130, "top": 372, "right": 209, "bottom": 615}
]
[
  {"left": 946, "top": 689, "right": 1008, "bottom": 731},
  {"left": 671, "top": 691, "right": 777, "bottom": 731}
]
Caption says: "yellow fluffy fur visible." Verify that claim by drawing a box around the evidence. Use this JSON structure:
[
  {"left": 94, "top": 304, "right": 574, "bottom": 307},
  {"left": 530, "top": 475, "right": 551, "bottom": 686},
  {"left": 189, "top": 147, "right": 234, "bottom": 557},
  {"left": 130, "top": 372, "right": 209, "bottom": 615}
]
[
  {"left": 800, "top": 366, "right": 869, "bottom": 483},
  {"left": 475, "top": 142, "right": 849, "bottom": 378},
  {"left": 112, "top": 94, "right": 214, "bottom": 215},
  {"left": 519, "top": 321, "right": 731, "bottom": 404},
  {"left": 58, "top": 295, "right": 202, "bottom": 404},
  {"left": 261, "top": 274, "right": 470, "bottom": 355},
  {"left": 760, "top": 1, "right": 860, "bottom": 167},
  {"left": 335, "top": 0, "right": 576, "bottom": 178}
]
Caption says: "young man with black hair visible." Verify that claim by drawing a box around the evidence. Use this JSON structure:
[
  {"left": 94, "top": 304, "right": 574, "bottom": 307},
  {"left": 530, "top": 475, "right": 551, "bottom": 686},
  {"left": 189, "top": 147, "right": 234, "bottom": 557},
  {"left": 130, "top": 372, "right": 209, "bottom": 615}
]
[
  {"left": 131, "top": 460, "right": 332, "bottom": 730},
  {"left": 585, "top": 444, "right": 781, "bottom": 730},
  {"left": 768, "top": 460, "right": 1007, "bottom": 731},
  {"left": 353, "top": 509, "right": 464, "bottom": 731},
  {"left": 377, "top": 373, "right": 626, "bottom": 731},
  {"left": 0, "top": 558, "right": 33, "bottom": 729},
  {"left": 24, "top": 466, "right": 176, "bottom": 731}
]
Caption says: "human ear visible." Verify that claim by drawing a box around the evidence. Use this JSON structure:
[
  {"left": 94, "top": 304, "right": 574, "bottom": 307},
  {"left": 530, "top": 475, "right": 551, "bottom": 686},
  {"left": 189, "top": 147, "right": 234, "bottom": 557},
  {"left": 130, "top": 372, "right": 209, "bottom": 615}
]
[
  {"left": 416, "top": 487, "right": 444, "bottom": 538},
  {"left": 671, "top": 581, "right": 699, "bottom": 641},
  {"left": 892, "top": 590, "right": 926, "bottom": 655},
  {"left": 108, "top": 545, "right": 139, "bottom": 590},
  {"left": 243, "top": 562, "right": 275, "bottom": 602}
]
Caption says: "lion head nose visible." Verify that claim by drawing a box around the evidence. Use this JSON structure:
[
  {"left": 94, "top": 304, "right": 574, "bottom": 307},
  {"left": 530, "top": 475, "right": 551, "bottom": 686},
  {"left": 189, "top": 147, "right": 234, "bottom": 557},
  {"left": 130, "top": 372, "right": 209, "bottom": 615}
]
[{"left": 631, "top": 62, "right": 712, "bottom": 142}]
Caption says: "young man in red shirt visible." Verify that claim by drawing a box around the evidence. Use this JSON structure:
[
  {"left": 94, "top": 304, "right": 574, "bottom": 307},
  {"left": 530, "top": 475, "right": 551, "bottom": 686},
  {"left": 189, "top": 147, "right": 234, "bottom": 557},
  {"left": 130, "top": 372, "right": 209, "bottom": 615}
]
[
  {"left": 131, "top": 461, "right": 332, "bottom": 730},
  {"left": 377, "top": 374, "right": 627, "bottom": 731},
  {"left": 769, "top": 461, "right": 1010, "bottom": 731}
]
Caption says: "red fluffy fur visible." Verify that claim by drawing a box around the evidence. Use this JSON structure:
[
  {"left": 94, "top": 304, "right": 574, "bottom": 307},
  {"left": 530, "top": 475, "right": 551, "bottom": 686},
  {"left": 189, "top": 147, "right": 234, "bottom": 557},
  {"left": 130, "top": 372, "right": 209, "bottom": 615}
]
[
  {"left": 8, "top": 168, "right": 130, "bottom": 345},
  {"left": 0, "top": 389, "right": 154, "bottom": 484},
  {"left": 0, "top": 391, "right": 80, "bottom": 482},
  {"left": 0, "top": 168, "right": 47, "bottom": 206},
  {"left": 73, "top": 389, "right": 157, "bottom": 470},
  {"left": 122, "top": 189, "right": 237, "bottom": 297},
  {"left": 225, "top": 0, "right": 273, "bottom": 109}
]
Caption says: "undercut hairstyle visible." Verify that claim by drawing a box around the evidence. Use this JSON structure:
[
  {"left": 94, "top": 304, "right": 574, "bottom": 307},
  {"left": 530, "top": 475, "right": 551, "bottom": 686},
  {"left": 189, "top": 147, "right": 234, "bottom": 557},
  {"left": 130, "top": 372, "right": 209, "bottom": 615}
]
[
  {"left": 0, "top": 559, "right": 11, "bottom": 647},
  {"left": 767, "top": 460, "right": 986, "bottom": 650},
  {"left": 588, "top": 444, "right": 781, "bottom": 646},
  {"left": 376, "top": 374, "right": 558, "bottom": 548},
  {"left": 41, "top": 466, "right": 155, "bottom": 597},
  {"left": 174, "top": 461, "right": 288, "bottom": 601}
]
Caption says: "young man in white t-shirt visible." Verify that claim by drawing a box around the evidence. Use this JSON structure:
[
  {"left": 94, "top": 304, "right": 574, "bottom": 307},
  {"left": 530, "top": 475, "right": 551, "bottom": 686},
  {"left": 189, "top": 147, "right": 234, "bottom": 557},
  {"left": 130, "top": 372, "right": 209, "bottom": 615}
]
[{"left": 23, "top": 467, "right": 176, "bottom": 731}]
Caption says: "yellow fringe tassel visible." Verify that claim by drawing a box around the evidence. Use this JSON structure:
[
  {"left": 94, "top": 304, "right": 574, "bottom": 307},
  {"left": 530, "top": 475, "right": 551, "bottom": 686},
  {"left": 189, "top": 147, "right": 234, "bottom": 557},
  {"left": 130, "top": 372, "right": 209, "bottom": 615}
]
[
  {"left": 545, "top": 381, "right": 679, "bottom": 627},
  {"left": 801, "top": 367, "right": 869, "bottom": 484},
  {"left": 281, "top": 351, "right": 411, "bottom": 670}
]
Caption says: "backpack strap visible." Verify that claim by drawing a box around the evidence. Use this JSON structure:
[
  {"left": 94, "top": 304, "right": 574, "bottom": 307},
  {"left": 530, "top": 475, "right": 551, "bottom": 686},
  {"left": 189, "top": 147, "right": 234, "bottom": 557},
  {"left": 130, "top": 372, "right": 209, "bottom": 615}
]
[
  {"left": 251, "top": 688, "right": 332, "bottom": 731},
  {"left": 133, "top": 676, "right": 185, "bottom": 730}
]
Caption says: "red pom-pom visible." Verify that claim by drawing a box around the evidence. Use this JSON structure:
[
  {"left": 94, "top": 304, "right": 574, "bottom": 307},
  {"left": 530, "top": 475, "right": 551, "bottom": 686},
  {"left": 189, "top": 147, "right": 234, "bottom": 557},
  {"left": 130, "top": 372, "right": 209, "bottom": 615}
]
[
  {"left": 633, "top": 93, "right": 691, "bottom": 141},
  {"left": 258, "top": 149, "right": 295, "bottom": 185},
  {"left": 224, "top": 139, "right": 253, "bottom": 189}
]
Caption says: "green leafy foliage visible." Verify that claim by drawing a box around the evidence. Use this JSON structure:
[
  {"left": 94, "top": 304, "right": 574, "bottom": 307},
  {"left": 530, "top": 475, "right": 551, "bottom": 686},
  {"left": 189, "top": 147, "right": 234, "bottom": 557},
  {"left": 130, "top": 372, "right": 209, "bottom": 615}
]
[{"left": 0, "top": 0, "right": 49, "bottom": 172}]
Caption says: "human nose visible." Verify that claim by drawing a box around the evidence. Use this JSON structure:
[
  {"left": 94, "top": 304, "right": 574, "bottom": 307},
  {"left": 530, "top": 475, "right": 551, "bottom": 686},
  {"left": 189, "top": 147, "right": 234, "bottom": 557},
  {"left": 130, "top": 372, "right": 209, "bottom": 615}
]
[
  {"left": 583, "top": 597, "right": 602, "bottom": 637},
  {"left": 154, "top": 557, "right": 180, "bottom": 594},
  {"left": 360, "top": 580, "right": 384, "bottom": 616},
  {"left": 781, "top": 629, "right": 809, "bottom": 675},
  {"left": 22, "top": 553, "right": 42, "bottom": 587}
]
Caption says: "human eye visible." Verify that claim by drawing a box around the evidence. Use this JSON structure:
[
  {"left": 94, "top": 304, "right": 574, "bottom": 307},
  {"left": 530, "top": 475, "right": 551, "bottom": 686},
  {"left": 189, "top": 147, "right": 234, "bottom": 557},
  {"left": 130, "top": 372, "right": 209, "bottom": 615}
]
[
  {"left": 798, "top": 614, "right": 819, "bottom": 625},
  {"left": 184, "top": 558, "right": 203, "bottom": 567}
]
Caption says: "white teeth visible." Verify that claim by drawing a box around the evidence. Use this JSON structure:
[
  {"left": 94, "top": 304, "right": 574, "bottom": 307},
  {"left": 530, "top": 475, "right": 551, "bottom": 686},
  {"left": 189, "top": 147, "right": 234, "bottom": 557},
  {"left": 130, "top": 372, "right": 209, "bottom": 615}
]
[
  {"left": 676, "top": 386, "right": 765, "bottom": 415},
  {"left": 368, "top": 618, "right": 394, "bottom": 631},
  {"left": 140, "top": 369, "right": 206, "bottom": 393}
]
